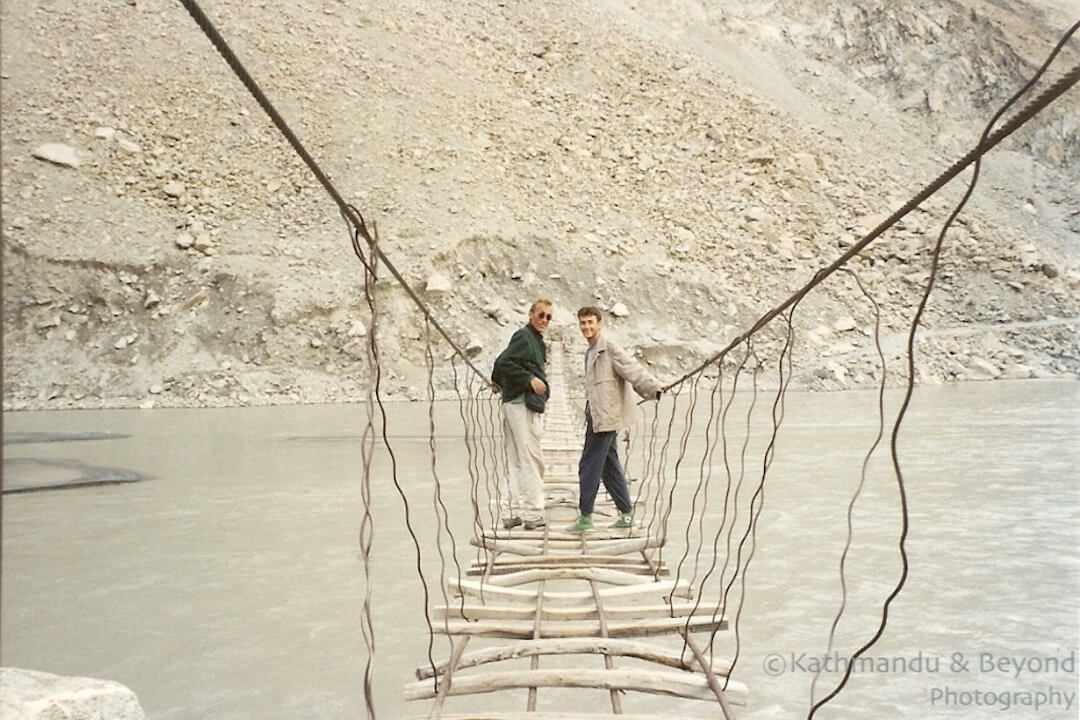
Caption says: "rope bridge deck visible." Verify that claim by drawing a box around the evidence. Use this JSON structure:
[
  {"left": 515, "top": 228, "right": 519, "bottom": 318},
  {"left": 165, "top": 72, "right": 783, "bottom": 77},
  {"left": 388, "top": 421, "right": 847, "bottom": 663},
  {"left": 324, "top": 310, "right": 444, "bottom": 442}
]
[{"left": 407, "top": 342, "right": 745, "bottom": 719}]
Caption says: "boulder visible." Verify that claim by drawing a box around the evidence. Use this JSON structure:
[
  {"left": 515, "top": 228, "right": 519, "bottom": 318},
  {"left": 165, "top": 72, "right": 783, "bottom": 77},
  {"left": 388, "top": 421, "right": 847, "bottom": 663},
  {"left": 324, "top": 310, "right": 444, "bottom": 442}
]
[
  {"left": 425, "top": 273, "right": 452, "bottom": 293},
  {"left": 0, "top": 667, "right": 146, "bottom": 720},
  {"left": 31, "top": 143, "right": 80, "bottom": 168}
]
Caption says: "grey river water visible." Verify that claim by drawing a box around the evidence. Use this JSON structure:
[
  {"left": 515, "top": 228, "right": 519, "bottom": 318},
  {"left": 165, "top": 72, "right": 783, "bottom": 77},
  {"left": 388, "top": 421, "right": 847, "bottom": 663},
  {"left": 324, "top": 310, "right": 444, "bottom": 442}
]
[{"left": 2, "top": 380, "right": 1078, "bottom": 719}]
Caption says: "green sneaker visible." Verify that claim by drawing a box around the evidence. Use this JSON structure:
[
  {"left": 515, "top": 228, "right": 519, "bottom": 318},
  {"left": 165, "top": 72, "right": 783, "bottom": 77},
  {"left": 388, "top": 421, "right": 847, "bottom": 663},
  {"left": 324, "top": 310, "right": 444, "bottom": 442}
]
[
  {"left": 611, "top": 512, "right": 634, "bottom": 529},
  {"left": 566, "top": 514, "right": 593, "bottom": 532}
]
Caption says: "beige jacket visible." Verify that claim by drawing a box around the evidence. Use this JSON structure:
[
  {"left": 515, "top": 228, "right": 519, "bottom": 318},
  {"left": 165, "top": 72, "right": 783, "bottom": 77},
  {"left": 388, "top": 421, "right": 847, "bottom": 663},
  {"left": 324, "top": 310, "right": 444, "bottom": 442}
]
[{"left": 584, "top": 335, "right": 663, "bottom": 432}]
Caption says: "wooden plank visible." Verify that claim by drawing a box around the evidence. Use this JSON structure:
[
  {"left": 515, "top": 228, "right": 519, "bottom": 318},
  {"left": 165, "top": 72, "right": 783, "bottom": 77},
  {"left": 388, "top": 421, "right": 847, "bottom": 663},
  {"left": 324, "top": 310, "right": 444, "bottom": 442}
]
[
  {"left": 438, "top": 615, "right": 727, "bottom": 639},
  {"left": 472, "top": 537, "right": 662, "bottom": 557},
  {"left": 482, "top": 529, "right": 647, "bottom": 542},
  {"left": 416, "top": 637, "right": 733, "bottom": 680},
  {"left": 435, "top": 602, "right": 705, "bottom": 622},
  {"left": 404, "top": 714, "right": 716, "bottom": 720},
  {"left": 472, "top": 567, "right": 667, "bottom": 585},
  {"left": 448, "top": 578, "right": 693, "bottom": 603},
  {"left": 472, "top": 554, "right": 654, "bottom": 568},
  {"left": 404, "top": 668, "right": 748, "bottom": 704},
  {"left": 681, "top": 631, "right": 738, "bottom": 720}
]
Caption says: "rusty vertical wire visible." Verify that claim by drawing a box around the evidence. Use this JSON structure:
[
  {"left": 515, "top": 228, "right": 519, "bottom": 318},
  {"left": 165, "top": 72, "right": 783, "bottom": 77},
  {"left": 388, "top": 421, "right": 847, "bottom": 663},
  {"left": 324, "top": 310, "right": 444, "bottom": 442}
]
[
  {"left": 690, "top": 363, "right": 728, "bottom": 588},
  {"left": 690, "top": 344, "right": 751, "bottom": 609},
  {"left": 683, "top": 347, "right": 749, "bottom": 657},
  {"left": 809, "top": 270, "right": 889, "bottom": 710},
  {"left": 656, "top": 368, "right": 703, "bottom": 574},
  {"left": 424, "top": 319, "right": 469, "bottom": 664},
  {"left": 452, "top": 356, "right": 485, "bottom": 561},
  {"left": 448, "top": 356, "right": 477, "bottom": 624},
  {"left": 629, "top": 400, "right": 662, "bottom": 537},
  {"left": 643, "top": 384, "right": 681, "bottom": 549},
  {"left": 469, "top": 383, "right": 496, "bottom": 537},
  {"left": 704, "top": 346, "right": 760, "bottom": 659},
  {"left": 722, "top": 309, "right": 799, "bottom": 691},
  {"left": 480, "top": 391, "right": 504, "bottom": 537},
  {"left": 352, "top": 216, "right": 380, "bottom": 719},
  {"left": 673, "top": 360, "right": 726, "bottom": 618}
]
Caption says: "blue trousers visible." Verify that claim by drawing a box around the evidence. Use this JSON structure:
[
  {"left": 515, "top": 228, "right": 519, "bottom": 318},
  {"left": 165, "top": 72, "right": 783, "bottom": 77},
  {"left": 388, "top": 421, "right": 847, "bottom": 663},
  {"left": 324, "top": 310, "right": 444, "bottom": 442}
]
[{"left": 578, "top": 412, "right": 632, "bottom": 515}]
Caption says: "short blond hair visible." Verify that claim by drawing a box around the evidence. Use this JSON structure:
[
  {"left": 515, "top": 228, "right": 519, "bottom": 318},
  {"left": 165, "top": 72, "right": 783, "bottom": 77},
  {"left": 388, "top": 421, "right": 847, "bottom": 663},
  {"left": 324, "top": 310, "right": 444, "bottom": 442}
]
[{"left": 530, "top": 299, "right": 553, "bottom": 313}]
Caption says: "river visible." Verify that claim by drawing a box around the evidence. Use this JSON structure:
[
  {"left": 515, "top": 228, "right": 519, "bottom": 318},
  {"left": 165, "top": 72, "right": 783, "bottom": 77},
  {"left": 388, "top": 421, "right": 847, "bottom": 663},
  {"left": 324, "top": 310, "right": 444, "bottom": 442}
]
[{"left": 2, "top": 380, "right": 1077, "bottom": 719}]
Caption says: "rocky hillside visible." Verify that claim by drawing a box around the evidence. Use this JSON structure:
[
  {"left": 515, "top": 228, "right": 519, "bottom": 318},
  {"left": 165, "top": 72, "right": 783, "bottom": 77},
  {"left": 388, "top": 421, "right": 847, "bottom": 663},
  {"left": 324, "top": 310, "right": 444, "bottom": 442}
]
[{"left": 2, "top": 0, "right": 1077, "bottom": 409}]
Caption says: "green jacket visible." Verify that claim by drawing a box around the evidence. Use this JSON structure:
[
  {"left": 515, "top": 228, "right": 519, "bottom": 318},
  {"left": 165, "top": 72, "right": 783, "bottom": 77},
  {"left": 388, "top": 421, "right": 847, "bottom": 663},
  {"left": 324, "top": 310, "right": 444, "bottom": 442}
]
[{"left": 492, "top": 324, "right": 548, "bottom": 401}]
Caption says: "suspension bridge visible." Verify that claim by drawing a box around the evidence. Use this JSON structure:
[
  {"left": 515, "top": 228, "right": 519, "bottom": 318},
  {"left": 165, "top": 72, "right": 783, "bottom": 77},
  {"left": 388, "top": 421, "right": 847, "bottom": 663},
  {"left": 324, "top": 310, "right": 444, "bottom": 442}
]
[{"left": 171, "top": 1, "right": 1080, "bottom": 717}]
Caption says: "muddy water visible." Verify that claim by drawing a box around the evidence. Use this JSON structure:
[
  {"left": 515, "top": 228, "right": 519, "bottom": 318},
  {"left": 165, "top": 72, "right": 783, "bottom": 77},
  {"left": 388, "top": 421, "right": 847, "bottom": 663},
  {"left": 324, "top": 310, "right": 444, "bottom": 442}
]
[{"left": 2, "top": 381, "right": 1077, "bottom": 719}]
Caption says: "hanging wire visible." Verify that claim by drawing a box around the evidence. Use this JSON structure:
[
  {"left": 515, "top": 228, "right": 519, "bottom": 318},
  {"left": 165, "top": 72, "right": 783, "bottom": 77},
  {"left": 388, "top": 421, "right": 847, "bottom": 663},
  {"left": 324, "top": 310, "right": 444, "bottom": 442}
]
[
  {"left": 808, "top": 22, "right": 1080, "bottom": 719},
  {"left": 809, "top": 269, "right": 889, "bottom": 709}
]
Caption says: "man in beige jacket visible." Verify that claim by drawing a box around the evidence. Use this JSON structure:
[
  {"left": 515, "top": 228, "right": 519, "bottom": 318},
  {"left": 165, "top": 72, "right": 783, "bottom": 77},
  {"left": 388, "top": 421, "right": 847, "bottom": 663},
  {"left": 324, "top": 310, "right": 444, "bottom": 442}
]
[{"left": 567, "top": 306, "right": 666, "bottom": 532}]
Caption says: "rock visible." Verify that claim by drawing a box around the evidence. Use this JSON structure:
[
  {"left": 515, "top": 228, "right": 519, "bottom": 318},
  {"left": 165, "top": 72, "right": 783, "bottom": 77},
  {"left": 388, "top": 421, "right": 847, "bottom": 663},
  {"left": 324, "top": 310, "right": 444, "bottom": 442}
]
[
  {"left": 482, "top": 303, "right": 509, "bottom": 325},
  {"left": 114, "top": 333, "right": 137, "bottom": 350},
  {"left": 34, "top": 316, "right": 61, "bottom": 330},
  {"left": 747, "top": 148, "right": 775, "bottom": 165},
  {"left": 149, "top": 384, "right": 164, "bottom": 395},
  {"left": 1040, "top": 263, "right": 1058, "bottom": 279},
  {"left": 192, "top": 233, "right": 213, "bottom": 253},
  {"left": 310, "top": 337, "right": 323, "bottom": 348},
  {"left": 182, "top": 289, "right": 209, "bottom": 310},
  {"left": 118, "top": 139, "right": 141, "bottom": 153},
  {"left": 347, "top": 320, "right": 367, "bottom": 338},
  {"left": 143, "top": 290, "right": 161, "bottom": 309},
  {"left": 1001, "top": 364, "right": 1034, "bottom": 379},
  {"left": 744, "top": 206, "right": 767, "bottom": 223},
  {"left": 94, "top": 127, "right": 116, "bottom": 140},
  {"left": 826, "top": 361, "right": 848, "bottom": 380},
  {"left": 610, "top": 302, "right": 629, "bottom": 318},
  {"left": 965, "top": 357, "right": 1000, "bottom": 380},
  {"left": 426, "top": 273, "right": 452, "bottom": 293},
  {"left": 163, "top": 181, "right": 185, "bottom": 198},
  {"left": 175, "top": 233, "right": 194, "bottom": 250},
  {"left": 0, "top": 667, "right": 146, "bottom": 720},
  {"left": 31, "top": 143, "right": 80, "bottom": 168},
  {"left": 343, "top": 339, "right": 367, "bottom": 359},
  {"left": 834, "top": 315, "right": 857, "bottom": 332},
  {"left": 790, "top": 152, "right": 818, "bottom": 175},
  {"left": 465, "top": 339, "right": 483, "bottom": 357}
]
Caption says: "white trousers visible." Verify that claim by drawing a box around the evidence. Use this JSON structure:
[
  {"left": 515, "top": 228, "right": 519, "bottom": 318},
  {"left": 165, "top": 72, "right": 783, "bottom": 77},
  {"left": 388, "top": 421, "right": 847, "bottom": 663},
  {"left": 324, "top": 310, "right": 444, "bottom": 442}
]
[{"left": 501, "top": 402, "right": 545, "bottom": 522}]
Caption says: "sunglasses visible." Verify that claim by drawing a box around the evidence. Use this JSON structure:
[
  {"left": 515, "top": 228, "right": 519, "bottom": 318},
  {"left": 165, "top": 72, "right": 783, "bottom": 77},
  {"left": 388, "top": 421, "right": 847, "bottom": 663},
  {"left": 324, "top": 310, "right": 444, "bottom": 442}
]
[{"left": 536, "top": 313, "right": 552, "bottom": 321}]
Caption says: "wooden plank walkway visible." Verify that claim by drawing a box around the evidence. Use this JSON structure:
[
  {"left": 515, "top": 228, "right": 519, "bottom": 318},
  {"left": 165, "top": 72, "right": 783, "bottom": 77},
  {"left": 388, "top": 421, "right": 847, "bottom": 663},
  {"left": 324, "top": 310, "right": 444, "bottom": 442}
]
[{"left": 409, "top": 342, "right": 745, "bottom": 719}]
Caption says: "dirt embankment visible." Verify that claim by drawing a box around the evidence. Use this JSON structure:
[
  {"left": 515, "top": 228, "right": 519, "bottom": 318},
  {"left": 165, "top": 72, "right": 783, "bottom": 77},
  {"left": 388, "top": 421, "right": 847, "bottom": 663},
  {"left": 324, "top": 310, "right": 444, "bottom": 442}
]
[{"left": 2, "top": 0, "right": 1077, "bottom": 410}]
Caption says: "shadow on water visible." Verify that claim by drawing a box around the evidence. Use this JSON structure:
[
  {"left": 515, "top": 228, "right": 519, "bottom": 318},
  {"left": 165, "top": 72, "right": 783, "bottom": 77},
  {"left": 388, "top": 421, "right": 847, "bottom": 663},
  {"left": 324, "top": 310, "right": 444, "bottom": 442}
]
[
  {"left": 4, "top": 431, "right": 130, "bottom": 445},
  {"left": 3, "top": 457, "right": 146, "bottom": 494}
]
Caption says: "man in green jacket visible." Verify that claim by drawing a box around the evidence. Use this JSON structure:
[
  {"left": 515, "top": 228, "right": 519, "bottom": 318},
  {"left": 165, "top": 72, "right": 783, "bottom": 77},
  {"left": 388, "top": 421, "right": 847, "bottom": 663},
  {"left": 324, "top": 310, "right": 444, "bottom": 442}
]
[{"left": 491, "top": 299, "right": 552, "bottom": 530}]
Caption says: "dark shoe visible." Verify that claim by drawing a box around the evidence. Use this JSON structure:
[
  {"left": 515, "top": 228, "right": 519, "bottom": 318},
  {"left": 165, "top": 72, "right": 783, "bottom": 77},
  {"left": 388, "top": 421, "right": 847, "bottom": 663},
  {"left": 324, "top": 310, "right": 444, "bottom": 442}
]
[
  {"left": 502, "top": 516, "right": 523, "bottom": 529},
  {"left": 523, "top": 518, "right": 546, "bottom": 530}
]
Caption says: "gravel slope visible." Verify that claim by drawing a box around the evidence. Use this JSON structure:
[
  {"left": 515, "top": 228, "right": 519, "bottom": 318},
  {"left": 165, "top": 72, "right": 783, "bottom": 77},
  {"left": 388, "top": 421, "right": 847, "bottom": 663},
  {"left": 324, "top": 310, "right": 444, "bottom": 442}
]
[{"left": 2, "top": 0, "right": 1077, "bottom": 409}]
